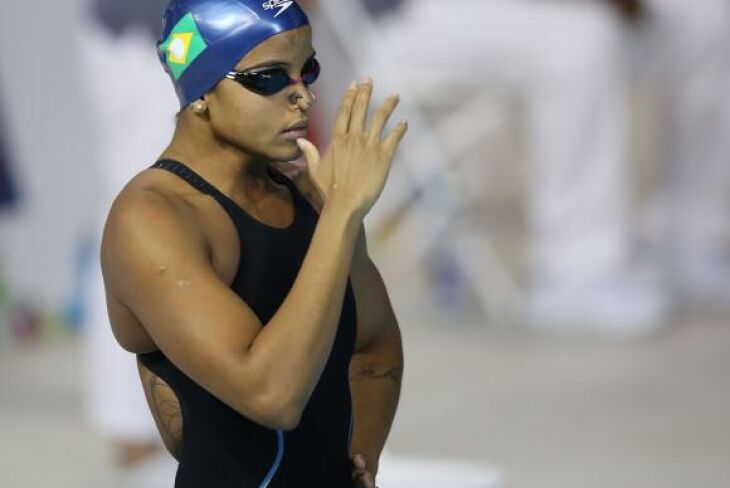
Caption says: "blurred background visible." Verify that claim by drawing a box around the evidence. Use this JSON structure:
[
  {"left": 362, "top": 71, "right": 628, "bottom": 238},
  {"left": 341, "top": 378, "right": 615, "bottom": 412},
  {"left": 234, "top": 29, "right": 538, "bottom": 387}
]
[{"left": 1, "top": 0, "right": 729, "bottom": 487}]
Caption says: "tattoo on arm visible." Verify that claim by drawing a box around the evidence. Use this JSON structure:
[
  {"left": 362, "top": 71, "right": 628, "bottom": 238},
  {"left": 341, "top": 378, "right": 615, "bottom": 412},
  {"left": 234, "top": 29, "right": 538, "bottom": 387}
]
[
  {"left": 349, "top": 364, "right": 403, "bottom": 384},
  {"left": 139, "top": 365, "right": 183, "bottom": 459}
]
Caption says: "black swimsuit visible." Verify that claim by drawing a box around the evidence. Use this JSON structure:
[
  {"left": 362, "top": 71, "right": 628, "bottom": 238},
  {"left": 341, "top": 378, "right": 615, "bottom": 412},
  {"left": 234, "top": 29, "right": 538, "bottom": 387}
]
[{"left": 139, "top": 160, "right": 357, "bottom": 487}]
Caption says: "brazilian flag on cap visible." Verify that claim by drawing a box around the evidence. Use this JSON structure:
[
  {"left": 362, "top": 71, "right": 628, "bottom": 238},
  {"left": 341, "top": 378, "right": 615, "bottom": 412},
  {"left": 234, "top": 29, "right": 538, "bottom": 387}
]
[
  {"left": 158, "top": 0, "right": 310, "bottom": 108},
  {"left": 158, "top": 13, "right": 208, "bottom": 80}
]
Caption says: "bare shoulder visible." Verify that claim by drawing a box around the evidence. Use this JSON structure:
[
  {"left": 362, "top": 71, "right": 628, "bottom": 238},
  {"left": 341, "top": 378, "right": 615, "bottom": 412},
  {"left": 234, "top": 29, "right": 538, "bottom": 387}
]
[
  {"left": 101, "top": 171, "right": 210, "bottom": 302},
  {"left": 104, "top": 173, "right": 205, "bottom": 251},
  {"left": 108, "top": 169, "right": 203, "bottom": 223}
]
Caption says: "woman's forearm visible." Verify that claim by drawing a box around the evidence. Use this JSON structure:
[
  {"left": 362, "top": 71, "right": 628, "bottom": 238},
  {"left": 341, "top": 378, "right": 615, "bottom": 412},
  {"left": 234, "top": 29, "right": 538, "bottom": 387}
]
[{"left": 348, "top": 326, "right": 404, "bottom": 475}]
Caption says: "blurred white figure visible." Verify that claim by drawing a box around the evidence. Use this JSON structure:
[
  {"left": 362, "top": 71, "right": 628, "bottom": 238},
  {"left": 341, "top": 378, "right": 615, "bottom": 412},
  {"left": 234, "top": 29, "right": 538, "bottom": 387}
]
[
  {"left": 378, "top": 452, "right": 504, "bottom": 488},
  {"left": 642, "top": 0, "right": 730, "bottom": 307},
  {"left": 362, "top": 0, "right": 667, "bottom": 334},
  {"left": 77, "top": 0, "right": 178, "bottom": 486}
]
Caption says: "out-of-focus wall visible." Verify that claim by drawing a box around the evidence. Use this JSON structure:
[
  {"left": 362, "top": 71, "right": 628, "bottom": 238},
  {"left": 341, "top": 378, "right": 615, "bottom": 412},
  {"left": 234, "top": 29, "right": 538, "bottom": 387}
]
[{"left": 0, "top": 0, "right": 100, "bottom": 310}]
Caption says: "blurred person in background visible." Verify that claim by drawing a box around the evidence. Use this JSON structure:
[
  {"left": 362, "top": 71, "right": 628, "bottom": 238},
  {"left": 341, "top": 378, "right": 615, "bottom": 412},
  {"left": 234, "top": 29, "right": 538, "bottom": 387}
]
[
  {"left": 78, "top": 0, "right": 178, "bottom": 486},
  {"left": 311, "top": 0, "right": 730, "bottom": 331},
  {"left": 639, "top": 0, "right": 730, "bottom": 309},
  {"left": 0, "top": 100, "right": 17, "bottom": 342},
  {"left": 320, "top": 0, "right": 663, "bottom": 333}
]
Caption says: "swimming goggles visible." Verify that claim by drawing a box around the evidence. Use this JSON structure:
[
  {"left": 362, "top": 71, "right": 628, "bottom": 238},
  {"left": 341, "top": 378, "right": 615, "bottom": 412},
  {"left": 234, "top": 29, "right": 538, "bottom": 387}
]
[{"left": 225, "top": 57, "right": 320, "bottom": 96}]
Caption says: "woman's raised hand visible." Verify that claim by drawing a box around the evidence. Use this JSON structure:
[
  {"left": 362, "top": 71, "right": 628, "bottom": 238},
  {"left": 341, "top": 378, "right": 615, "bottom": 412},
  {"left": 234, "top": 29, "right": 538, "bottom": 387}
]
[{"left": 296, "top": 78, "right": 408, "bottom": 219}]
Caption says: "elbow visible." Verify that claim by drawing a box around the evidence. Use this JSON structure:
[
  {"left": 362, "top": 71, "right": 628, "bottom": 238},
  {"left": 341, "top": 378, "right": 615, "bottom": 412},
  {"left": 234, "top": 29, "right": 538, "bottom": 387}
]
[
  {"left": 242, "top": 387, "right": 304, "bottom": 431},
  {"left": 269, "top": 385, "right": 305, "bottom": 430},
  {"left": 270, "top": 406, "right": 302, "bottom": 431}
]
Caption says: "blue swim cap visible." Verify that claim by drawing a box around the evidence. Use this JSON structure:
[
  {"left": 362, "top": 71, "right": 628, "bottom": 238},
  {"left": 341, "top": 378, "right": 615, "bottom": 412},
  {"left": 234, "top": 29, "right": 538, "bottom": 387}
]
[{"left": 158, "top": 0, "right": 309, "bottom": 108}]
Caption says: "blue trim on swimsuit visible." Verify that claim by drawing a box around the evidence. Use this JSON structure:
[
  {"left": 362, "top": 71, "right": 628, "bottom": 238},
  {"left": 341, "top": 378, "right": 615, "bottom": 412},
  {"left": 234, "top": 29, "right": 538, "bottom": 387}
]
[
  {"left": 259, "top": 430, "right": 285, "bottom": 488},
  {"left": 348, "top": 411, "right": 354, "bottom": 446}
]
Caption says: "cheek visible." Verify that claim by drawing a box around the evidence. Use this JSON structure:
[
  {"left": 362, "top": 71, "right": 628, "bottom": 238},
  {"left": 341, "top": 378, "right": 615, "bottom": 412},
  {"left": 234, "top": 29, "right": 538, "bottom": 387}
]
[
  {"left": 209, "top": 87, "right": 298, "bottom": 159},
  {"left": 211, "top": 99, "right": 274, "bottom": 146}
]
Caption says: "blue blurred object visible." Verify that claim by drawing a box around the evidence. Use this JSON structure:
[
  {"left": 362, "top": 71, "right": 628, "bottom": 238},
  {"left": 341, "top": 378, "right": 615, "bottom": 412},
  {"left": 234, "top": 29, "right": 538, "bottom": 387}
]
[
  {"left": 93, "top": 0, "right": 169, "bottom": 38},
  {"left": 431, "top": 247, "right": 467, "bottom": 313},
  {"left": 0, "top": 160, "right": 16, "bottom": 209},
  {"left": 63, "top": 235, "right": 97, "bottom": 333},
  {"left": 158, "top": 0, "right": 310, "bottom": 107},
  {"left": 0, "top": 103, "right": 18, "bottom": 210}
]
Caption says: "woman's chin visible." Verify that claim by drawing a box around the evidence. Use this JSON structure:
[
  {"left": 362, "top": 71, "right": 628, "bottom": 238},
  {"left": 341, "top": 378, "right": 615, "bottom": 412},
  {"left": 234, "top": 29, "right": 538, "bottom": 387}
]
[{"left": 276, "top": 143, "right": 303, "bottom": 162}]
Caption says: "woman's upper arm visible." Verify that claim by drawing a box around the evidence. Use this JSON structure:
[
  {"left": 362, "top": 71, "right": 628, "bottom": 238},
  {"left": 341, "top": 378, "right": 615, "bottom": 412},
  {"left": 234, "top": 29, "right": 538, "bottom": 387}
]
[{"left": 101, "top": 190, "right": 281, "bottom": 426}]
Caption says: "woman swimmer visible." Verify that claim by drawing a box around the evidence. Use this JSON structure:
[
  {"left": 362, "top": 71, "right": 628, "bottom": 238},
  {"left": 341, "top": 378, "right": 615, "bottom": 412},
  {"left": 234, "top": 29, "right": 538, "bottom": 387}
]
[{"left": 100, "top": 0, "right": 407, "bottom": 487}]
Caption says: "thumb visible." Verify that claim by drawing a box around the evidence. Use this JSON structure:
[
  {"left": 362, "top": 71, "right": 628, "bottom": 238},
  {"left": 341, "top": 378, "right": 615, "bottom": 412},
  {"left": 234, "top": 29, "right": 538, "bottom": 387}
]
[
  {"left": 296, "top": 138, "right": 320, "bottom": 173},
  {"left": 297, "top": 138, "right": 327, "bottom": 200}
]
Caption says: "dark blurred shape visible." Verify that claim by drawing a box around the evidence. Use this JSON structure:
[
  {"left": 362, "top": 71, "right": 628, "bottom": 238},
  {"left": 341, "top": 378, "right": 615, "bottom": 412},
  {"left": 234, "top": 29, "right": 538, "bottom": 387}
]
[
  {"left": 93, "top": 0, "right": 170, "bottom": 38},
  {"left": 608, "top": 0, "right": 645, "bottom": 21},
  {"left": 362, "top": 0, "right": 405, "bottom": 17},
  {"left": 0, "top": 103, "right": 18, "bottom": 210},
  {"left": 0, "top": 159, "right": 17, "bottom": 210}
]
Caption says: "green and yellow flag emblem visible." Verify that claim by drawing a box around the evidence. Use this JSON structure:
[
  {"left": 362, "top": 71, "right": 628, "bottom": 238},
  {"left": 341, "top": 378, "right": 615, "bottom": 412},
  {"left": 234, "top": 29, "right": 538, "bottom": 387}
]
[{"left": 159, "top": 13, "right": 208, "bottom": 80}]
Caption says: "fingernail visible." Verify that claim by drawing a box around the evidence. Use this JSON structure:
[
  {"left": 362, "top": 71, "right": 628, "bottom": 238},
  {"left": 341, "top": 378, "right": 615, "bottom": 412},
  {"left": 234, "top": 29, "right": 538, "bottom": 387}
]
[
  {"left": 362, "top": 77, "right": 372, "bottom": 84},
  {"left": 349, "top": 81, "right": 357, "bottom": 89}
]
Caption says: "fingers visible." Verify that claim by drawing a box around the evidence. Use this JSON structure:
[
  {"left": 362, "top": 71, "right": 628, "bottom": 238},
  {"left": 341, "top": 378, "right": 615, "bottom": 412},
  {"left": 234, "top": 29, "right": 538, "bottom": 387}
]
[
  {"left": 352, "top": 469, "right": 375, "bottom": 488},
  {"left": 333, "top": 81, "right": 358, "bottom": 136},
  {"left": 296, "top": 138, "right": 321, "bottom": 182},
  {"left": 298, "top": 138, "right": 327, "bottom": 201},
  {"left": 382, "top": 119, "right": 409, "bottom": 158},
  {"left": 353, "top": 472, "right": 376, "bottom": 488},
  {"left": 334, "top": 79, "right": 398, "bottom": 141},
  {"left": 296, "top": 138, "right": 320, "bottom": 169},
  {"left": 352, "top": 454, "right": 366, "bottom": 470},
  {"left": 349, "top": 78, "right": 373, "bottom": 134},
  {"left": 352, "top": 468, "right": 368, "bottom": 479},
  {"left": 351, "top": 453, "right": 376, "bottom": 487},
  {"left": 368, "top": 95, "right": 400, "bottom": 143}
]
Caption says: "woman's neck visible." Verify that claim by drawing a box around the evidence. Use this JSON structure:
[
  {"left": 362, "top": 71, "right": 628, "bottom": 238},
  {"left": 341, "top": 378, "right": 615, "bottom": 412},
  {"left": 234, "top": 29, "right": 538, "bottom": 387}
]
[{"left": 159, "top": 114, "right": 276, "bottom": 198}]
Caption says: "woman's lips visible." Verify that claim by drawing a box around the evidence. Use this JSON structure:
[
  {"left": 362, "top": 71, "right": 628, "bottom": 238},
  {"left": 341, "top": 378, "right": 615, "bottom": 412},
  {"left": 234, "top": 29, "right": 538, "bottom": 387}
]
[{"left": 281, "top": 127, "right": 308, "bottom": 140}]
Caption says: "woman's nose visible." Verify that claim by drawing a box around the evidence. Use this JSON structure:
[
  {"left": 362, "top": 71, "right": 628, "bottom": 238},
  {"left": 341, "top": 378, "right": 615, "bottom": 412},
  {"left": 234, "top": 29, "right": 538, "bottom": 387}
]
[{"left": 289, "top": 84, "right": 316, "bottom": 111}]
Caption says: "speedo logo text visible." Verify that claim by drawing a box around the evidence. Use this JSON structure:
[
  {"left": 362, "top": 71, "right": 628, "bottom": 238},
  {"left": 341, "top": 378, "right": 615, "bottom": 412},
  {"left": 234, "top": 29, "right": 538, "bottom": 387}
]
[{"left": 262, "top": 0, "right": 294, "bottom": 18}]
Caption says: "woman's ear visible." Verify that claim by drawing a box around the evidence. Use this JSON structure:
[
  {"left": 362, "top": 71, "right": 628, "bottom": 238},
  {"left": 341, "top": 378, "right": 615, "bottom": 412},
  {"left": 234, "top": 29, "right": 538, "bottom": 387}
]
[{"left": 192, "top": 98, "right": 208, "bottom": 115}]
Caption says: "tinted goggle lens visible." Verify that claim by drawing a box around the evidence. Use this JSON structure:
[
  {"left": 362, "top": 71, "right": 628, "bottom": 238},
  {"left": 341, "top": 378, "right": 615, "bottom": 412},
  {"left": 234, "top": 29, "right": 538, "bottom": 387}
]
[{"left": 230, "top": 58, "right": 321, "bottom": 96}]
